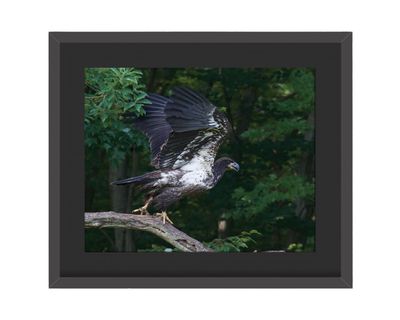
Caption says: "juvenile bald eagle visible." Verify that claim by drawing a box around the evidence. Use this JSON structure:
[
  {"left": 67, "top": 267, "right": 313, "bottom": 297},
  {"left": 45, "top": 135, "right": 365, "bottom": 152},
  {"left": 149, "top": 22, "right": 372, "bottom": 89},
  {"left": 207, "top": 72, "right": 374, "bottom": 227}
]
[{"left": 112, "top": 87, "right": 239, "bottom": 223}]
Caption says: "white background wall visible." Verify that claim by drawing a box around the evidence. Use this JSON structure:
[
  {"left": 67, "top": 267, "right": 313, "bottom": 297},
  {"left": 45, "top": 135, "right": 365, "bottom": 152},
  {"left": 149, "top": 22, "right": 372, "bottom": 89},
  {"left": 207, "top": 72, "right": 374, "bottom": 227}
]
[{"left": 1, "top": 0, "right": 399, "bottom": 319}]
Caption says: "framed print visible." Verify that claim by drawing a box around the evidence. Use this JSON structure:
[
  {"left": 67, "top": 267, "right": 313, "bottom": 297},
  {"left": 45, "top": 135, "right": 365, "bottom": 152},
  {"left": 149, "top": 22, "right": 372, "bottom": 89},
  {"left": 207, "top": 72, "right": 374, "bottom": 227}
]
[{"left": 49, "top": 32, "right": 352, "bottom": 288}]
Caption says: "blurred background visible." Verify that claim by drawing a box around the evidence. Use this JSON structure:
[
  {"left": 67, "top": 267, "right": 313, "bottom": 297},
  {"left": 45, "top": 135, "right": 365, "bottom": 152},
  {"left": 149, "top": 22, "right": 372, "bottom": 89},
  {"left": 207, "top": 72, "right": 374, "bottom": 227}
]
[{"left": 84, "top": 67, "right": 315, "bottom": 252}]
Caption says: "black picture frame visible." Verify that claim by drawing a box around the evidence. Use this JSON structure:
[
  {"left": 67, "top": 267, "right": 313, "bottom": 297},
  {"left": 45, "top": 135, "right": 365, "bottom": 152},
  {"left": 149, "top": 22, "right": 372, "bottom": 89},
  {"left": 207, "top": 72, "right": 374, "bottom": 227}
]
[{"left": 49, "top": 32, "right": 352, "bottom": 288}]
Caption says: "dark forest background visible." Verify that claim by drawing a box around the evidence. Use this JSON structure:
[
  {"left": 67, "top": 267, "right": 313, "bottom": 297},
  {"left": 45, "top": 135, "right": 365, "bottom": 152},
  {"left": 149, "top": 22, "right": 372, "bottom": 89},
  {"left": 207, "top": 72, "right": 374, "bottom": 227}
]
[{"left": 84, "top": 67, "right": 315, "bottom": 253}]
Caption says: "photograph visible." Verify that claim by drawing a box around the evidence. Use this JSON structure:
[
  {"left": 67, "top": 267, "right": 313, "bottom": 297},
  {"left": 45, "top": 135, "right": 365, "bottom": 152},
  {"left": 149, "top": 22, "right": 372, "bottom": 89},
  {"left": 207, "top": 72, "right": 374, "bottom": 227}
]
[{"left": 84, "top": 67, "right": 316, "bottom": 253}]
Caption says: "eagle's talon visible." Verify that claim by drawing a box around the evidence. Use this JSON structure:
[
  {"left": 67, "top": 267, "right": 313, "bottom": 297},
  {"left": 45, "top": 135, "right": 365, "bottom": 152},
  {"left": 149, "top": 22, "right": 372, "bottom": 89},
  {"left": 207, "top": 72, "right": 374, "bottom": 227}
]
[
  {"left": 132, "top": 196, "right": 153, "bottom": 215},
  {"left": 156, "top": 211, "right": 173, "bottom": 224},
  {"left": 132, "top": 206, "right": 149, "bottom": 215}
]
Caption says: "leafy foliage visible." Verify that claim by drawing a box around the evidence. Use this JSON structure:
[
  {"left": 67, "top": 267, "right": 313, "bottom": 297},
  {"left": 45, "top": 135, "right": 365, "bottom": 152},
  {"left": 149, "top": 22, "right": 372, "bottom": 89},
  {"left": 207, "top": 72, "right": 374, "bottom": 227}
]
[
  {"left": 84, "top": 68, "right": 150, "bottom": 165},
  {"left": 231, "top": 174, "right": 314, "bottom": 219},
  {"left": 206, "top": 230, "right": 262, "bottom": 252}
]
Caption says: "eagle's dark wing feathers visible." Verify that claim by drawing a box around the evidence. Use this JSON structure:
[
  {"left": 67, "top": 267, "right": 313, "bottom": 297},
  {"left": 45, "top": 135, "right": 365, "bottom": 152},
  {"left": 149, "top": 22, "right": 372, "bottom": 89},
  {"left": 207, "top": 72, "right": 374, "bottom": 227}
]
[
  {"left": 165, "top": 87, "right": 219, "bottom": 132},
  {"left": 127, "top": 87, "right": 231, "bottom": 170},
  {"left": 158, "top": 88, "right": 231, "bottom": 170},
  {"left": 157, "top": 130, "right": 201, "bottom": 169},
  {"left": 129, "top": 93, "right": 172, "bottom": 168}
]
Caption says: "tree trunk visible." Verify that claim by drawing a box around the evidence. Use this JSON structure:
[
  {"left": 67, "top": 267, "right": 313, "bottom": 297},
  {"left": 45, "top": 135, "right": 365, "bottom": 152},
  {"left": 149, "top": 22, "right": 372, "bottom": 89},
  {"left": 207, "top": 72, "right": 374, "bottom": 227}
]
[
  {"left": 295, "top": 111, "right": 315, "bottom": 219},
  {"left": 218, "top": 218, "right": 228, "bottom": 239},
  {"left": 233, "top": 87, "right": 257, "bottom": 163},
  {"left": 109, "top": 156, "right": 130, "bottom": 251},
  {"left": 124, "top": 147, "right": 140, "bottom": 252},
  {"left": 146, "top": 68, "right": 158, "bottom": 91},
  {"left": 236, "top": 87, "right": 257, "bottom": 135}
]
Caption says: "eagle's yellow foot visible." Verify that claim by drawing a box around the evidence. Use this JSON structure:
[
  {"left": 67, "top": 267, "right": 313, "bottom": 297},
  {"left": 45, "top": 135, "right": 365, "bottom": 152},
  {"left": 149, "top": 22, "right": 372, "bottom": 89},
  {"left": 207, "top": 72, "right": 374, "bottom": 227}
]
[
  {"left": 132, "top": 206, "right": 149, "bottom": 215},
  {"left": 132, "top": 197, "right": 152, "bottom": 215},
  {"left": 155, "top": 211, "right": 174, "bottom": 224}
]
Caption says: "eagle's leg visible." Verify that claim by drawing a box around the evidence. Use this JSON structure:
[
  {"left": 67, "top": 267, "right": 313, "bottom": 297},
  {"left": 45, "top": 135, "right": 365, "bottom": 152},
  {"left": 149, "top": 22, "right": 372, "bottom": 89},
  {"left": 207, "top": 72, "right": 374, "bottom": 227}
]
[
  {"left": 155, "top": 211, "right": 174, "bottom": 225},
  {"left": 132, "top": 196, "right": 153, "bottom": 215}
]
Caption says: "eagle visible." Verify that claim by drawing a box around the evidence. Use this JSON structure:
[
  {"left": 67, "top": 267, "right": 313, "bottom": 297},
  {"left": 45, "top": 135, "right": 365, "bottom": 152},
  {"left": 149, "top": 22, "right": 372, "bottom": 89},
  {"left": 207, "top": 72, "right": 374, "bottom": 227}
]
[{"left": 112, "top": 87, "right": 239, "bottom": 224}]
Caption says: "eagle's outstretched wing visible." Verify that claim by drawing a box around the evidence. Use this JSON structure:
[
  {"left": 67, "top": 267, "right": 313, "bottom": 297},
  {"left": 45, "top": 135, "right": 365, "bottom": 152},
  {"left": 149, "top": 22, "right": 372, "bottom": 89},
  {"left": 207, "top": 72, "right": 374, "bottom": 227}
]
[
  {"left": 129, "top": 87, "right": 231, "bottom": 170},
  {"left": 127, "top": 93, "right": 172, "bottom": 168},
  {"left": 158, "top": 87, "right": 231, "bottom": 170}
]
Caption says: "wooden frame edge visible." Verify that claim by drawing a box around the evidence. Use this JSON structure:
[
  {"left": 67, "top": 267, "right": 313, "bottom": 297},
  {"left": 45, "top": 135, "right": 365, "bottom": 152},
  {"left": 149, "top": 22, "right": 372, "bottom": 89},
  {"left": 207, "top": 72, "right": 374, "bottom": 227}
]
[
  {"left": 48, "top": 32, "right": 352, "bottom": 288},
  {"left": 49, "top": 33, "right": 61, "bottom": 287},
  {"left": 50, "top": 276, "right": 351, "bottom": 288},
  {"left": 339, "top": 32, "right": 353, "bottom": 288}
]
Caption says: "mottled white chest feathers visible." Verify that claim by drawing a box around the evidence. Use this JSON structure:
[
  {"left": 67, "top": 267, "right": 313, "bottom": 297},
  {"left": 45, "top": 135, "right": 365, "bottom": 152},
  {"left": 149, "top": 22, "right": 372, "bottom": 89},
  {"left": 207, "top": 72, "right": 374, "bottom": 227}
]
[
  {"left": 155, "top": 138, "right": 217, "bottom": 189},
  {"left": 155, "top": 171, "right": 178, "bottom": 187},
  {"left": 178, "top": 151, "right": 214, "bottom": 188}
]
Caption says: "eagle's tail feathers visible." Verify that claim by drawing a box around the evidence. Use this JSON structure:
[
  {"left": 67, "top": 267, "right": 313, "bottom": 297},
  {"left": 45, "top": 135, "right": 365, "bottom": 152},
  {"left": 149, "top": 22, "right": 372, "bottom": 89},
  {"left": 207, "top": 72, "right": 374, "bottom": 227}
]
[{"left": 111, "top": 171, "right": 161, "bottom": 186}]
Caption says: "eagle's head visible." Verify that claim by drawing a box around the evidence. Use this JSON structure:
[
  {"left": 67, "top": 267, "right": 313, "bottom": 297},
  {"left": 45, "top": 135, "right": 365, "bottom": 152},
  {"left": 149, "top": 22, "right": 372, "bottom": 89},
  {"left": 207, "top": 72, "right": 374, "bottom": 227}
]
[
  {"left": 211, "top": 157, "right": 240, "bottom": 185},
  {"left": 227, "top": 160, "right": 240, "bottom": 172},
  {"left": 215, "top": 157, "right": 240, "bottom": 172}
]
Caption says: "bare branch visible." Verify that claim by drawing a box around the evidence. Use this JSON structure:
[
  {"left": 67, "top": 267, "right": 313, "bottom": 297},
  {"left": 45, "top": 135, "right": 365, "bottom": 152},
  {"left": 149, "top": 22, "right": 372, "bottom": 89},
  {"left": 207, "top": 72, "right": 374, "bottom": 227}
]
[{"left": 85, "top": 211, "right": 213, "bottom": 252}]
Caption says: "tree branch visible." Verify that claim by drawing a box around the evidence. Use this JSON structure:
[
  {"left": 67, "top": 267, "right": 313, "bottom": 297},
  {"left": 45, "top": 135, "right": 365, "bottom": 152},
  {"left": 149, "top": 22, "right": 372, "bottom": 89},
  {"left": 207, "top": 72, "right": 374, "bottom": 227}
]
[{"left": 85, "top": 211, "right": 213, "bottom": 252}]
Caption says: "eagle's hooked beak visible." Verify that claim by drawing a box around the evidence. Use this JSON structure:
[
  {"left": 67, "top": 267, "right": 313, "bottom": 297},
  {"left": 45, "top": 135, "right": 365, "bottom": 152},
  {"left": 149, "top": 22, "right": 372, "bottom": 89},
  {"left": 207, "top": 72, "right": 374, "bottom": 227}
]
[{"left": 228, "top": 162, "right": 240, "bottom": 172}]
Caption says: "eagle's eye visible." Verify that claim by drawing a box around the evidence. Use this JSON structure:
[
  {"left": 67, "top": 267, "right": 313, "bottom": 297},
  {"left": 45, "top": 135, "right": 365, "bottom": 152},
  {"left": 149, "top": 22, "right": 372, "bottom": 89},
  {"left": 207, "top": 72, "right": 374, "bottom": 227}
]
[{"left": 228, "top": 162, "right": 240, "bottom": 172}]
